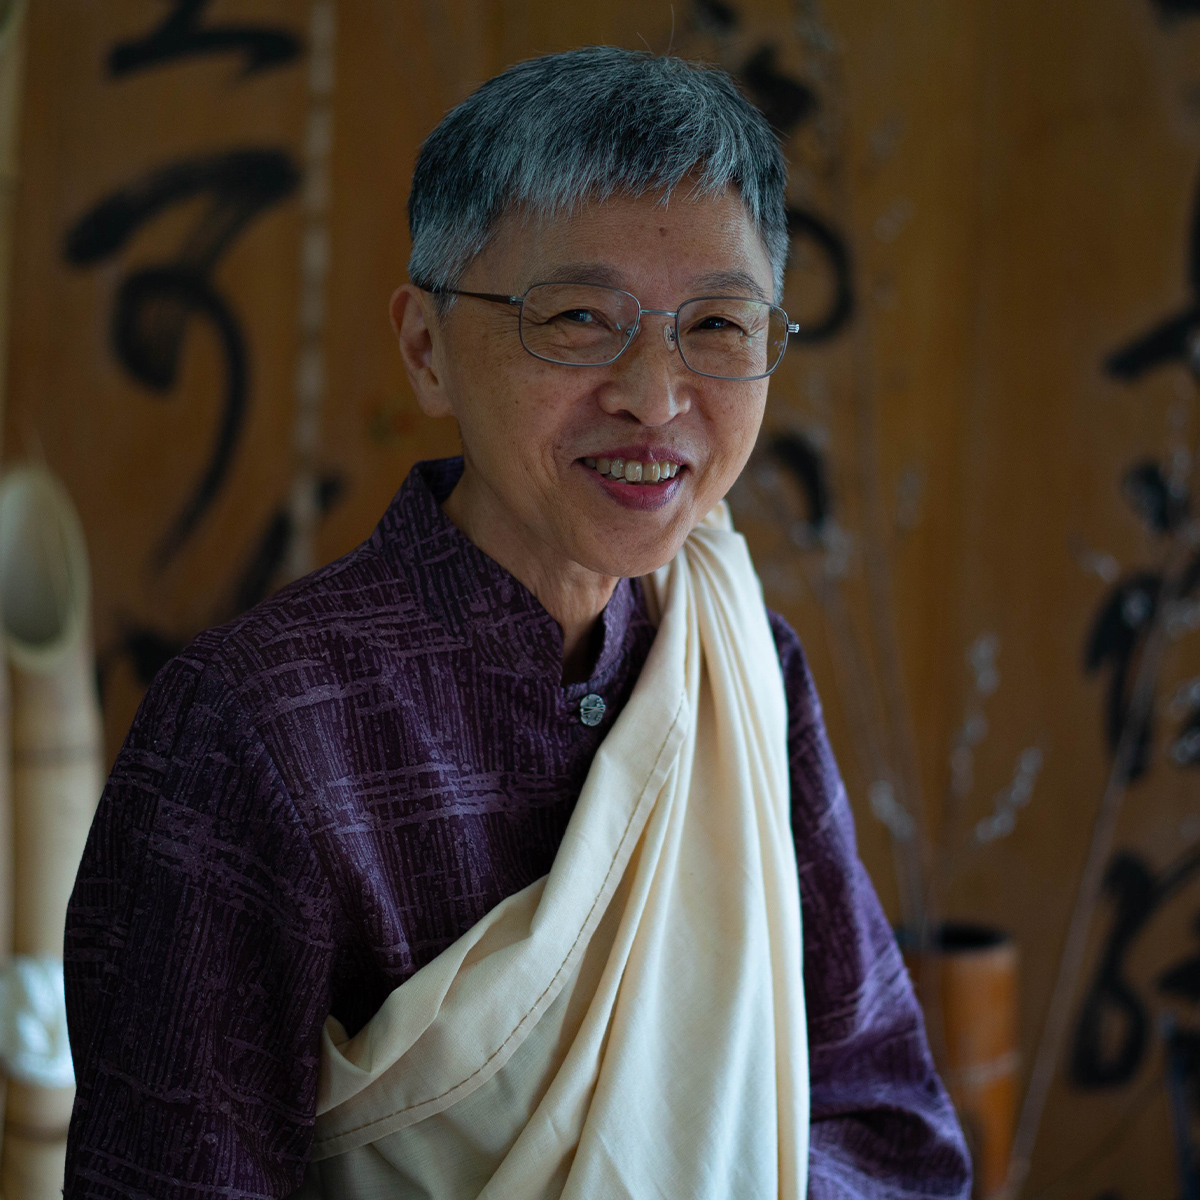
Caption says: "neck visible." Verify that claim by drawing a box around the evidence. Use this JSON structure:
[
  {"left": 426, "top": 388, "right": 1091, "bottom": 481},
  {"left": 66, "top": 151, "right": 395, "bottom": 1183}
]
[{"left": 442, "top": 469, "right": 619, "bottom": 685}]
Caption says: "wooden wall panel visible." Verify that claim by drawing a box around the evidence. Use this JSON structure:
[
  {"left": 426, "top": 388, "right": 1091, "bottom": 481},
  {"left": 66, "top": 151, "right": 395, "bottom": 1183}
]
[
  {"left": 6, "top": 0, "right": 310, "bottom": 763},
  {"left": 918, "top": 3, "right": 1200, "bottom": 1190},
  {"left": 6, "top": 1, "right": 1200, "bottom": 1195}
]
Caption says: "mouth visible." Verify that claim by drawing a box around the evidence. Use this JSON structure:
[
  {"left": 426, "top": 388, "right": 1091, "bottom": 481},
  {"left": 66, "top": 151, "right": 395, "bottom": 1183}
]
[
  {"left": 581, "top": 455, "right": 682, "bottom": 485},
  {"left": 576, "top": 452, "right": 686, "bottom": 512}
]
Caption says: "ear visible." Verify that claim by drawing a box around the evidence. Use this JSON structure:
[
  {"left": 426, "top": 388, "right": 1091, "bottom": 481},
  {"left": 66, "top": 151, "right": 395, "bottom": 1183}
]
[{"left": 390, "top": 284, "right": 454, "bottom": 418}]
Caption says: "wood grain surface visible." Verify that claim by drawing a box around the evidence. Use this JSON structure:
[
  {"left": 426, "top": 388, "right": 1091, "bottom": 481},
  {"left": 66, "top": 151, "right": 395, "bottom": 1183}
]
[{"left": 7, "top": 1, "right": 1200, "bottom": 1195}]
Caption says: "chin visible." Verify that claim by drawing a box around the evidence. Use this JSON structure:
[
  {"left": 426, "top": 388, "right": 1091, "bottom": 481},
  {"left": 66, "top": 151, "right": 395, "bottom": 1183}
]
[{"left": 573, "top": 531, "right": 689, "bottom": 581}]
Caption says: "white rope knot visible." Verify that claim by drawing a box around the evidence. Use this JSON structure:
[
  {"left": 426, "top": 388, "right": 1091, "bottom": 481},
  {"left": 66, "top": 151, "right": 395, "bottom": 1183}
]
[{"left": 0, "top": 956, "right": 74, "bottom": 1088}]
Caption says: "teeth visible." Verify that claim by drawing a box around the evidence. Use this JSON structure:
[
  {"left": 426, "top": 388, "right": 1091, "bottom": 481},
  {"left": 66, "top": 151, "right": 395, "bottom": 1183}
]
[{"left": 586, "top": 456, "right": 681, "bottom": 483}]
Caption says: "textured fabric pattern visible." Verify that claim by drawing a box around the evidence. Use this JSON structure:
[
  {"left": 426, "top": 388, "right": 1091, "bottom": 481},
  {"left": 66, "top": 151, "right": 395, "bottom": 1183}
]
[
  {"left": 307, "top": 501, "right": 809, "bottom": 1200},
  {"left": 63, "top": 457, "right": 969, "bottom": 1200}
]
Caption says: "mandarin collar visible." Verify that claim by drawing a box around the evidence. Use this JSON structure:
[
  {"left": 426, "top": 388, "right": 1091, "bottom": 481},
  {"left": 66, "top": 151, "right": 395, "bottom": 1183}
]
[{"left": 374, "top": 457, "right": 643, "bottom": 686}]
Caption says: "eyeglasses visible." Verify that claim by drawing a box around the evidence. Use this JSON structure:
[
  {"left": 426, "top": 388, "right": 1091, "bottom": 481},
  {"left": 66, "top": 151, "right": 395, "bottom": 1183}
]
[{"left": 422, "top": 281, "right": 800, "bottom": 381}]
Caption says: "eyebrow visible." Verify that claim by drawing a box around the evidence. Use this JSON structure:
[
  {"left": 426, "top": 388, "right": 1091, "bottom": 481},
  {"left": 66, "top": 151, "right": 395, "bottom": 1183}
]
[
  {"left": 533, "top": 263, "right": 770, "bottom": 301},
  {"left": 691, "top": 270, "right": 769, "bottom": 301},
  {"left": 537, "top": 262, "right": 626, "bottom": 288}
]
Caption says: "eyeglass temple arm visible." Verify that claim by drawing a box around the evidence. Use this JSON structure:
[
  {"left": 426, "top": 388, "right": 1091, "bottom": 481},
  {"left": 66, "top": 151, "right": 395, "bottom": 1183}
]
[{"left": 423, "top": 286, "right": 522, "bottom": 306}]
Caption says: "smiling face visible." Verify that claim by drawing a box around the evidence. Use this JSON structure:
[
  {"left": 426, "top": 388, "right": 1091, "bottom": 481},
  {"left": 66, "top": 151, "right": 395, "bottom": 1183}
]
[{"left": 392, "top": 186, "right": 776, "bottom": 614}]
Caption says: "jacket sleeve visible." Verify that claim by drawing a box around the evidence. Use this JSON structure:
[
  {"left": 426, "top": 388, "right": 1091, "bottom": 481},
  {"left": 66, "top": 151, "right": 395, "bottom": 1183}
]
[
  {"left": 768, "top": 610, "right": 972, "bottom": 1200},
  {"left": 64, "top": 632, "right": 336, "bottom": 1200}
]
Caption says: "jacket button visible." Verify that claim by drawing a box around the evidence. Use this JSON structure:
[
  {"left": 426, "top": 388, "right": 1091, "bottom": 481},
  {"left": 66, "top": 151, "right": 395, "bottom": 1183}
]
[{"left": 579, "top": 693, "right": 606, "bottom": 726}]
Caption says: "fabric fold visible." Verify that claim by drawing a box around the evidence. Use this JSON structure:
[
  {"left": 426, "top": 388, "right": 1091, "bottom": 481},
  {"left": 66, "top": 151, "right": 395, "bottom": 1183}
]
[{"left": 298, "top": 502, "right": 809, "bottom": 1200}]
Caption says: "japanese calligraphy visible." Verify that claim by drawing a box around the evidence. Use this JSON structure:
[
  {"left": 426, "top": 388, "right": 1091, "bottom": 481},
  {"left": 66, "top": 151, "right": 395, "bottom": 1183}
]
[
  {"left": 689, "top": 0, "right": 854, "bottom": 344},
  {"left": 65, "top": 149, "right": 300, "bottom": 566},
  {"left": 109, "top": 0, "right": 301, "bottom": 78},
  {"left": 1072, "top": 846, "right": 1200, "bottom": 1087}
]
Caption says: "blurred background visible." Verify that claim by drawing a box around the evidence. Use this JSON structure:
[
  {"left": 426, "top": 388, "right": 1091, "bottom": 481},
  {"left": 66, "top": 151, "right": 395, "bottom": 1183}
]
[{"left": 1, "top": 0, "right": 1199, "bottom": 1196}]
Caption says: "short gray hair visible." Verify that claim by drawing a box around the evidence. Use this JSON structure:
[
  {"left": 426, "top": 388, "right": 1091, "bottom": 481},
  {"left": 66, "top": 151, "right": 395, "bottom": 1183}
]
[{"left": 407, "top": 46, "right": 788, "bottom": 306}]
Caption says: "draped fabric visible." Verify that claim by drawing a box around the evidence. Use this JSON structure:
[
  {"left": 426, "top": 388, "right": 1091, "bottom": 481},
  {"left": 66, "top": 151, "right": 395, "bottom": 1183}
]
[
  {"left": 65, "top": 458, "right": 969, "bottom": 1199},
  {"left": 296, "top": 503, "right": 810, "bottom": 1199}
]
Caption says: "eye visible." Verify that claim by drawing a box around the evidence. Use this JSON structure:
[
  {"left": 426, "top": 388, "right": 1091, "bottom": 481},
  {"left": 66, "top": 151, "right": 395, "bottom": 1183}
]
[
  {"left": 546, "top": 306, "right": 626, "bottom": 334},
  {"left": 558, "top": 307, "right": 599, "bottom": 325},
  {"left": 688, "top": 313, "right": 748, "bottom": 336},
  {"left": 696, "top": 315, "right": 740, "bottom": 332}
]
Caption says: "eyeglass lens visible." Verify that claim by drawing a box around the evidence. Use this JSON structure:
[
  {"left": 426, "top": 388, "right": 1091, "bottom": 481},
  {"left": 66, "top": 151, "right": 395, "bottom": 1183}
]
[{"left": 517, "top": 283, "right": 788, "bottom": 380}]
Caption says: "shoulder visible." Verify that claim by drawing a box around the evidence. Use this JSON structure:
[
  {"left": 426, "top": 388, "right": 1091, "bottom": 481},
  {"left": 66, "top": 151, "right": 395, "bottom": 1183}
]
[
  {"left": 201, "top": 537, "right": 403, "bottom": 690},
  {"left": 766, "top": 606, "right": 804, "bottom": 673},
  {"left": 764, "top": 606, "right": 848, "bottom": 830},
  {"left": 143, "top": 533, "right": 420, "bottom": 737},
  {"left": 765, "top": 607, "right": 823, "bottom": 732}
]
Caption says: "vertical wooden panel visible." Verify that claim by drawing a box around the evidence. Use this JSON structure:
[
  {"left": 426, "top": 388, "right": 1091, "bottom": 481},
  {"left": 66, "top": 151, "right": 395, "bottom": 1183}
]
[
  {"left": 936, "top": 1, "right": 1200, "bottom": 1192},
  {"left": 6, "top": 1, "right": 309, "bottom": 762},
  {"left": 6, "top": 2, "right": 1200, "bottom": 1196}
]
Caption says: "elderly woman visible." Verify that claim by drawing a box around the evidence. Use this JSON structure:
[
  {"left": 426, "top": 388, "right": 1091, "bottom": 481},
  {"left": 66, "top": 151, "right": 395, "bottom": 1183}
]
[{"left": 64, "top": 47, "right": 970, "bottom": 1200}]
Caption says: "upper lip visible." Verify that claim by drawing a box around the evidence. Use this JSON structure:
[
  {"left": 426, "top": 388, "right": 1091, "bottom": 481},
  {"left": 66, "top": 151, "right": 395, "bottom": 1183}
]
[{"left": 581, "top": 446, "right": 687, "bottom": 465}]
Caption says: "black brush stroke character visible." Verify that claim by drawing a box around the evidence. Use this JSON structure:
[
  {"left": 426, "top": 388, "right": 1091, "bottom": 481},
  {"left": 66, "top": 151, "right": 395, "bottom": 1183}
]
[
  {"left": 749, "top": 47, "right": 852, "bottom": 343},
  {"left": 768, "top": 431, "right": 831, "bottom": 536},
  {"left": 1107, "top": 170, "right": 1200, "bottom": 380},
  {"left": 1173, "top": 705, "right": 1200, "bottom": 767},
  {"left": 109, "top": 0, "right": 301, "bottom": 78},
  {"left": 231, "top": 474, "right": 345, "bottom": 615},
  {"left": 687, "top": 3, "right": 854, "bottom": 343},
  {"left": 1162, "top": 1018, "right": 1200, "bottom": 1200},
  {"left": 1083, "top": 452, "right": 1200, "bottom": 779},
  {"left": 1152, "top": 0, "right": 1200, "bottom": 18},
  {"left": 1160, "top": 913, "right": 1200, "bottom": 1003},
  {"left": 1084, "top": 571, "right": 1162, "bottom": 782},
  {"left": 64, "top": 150, "right": 300, "bottom": 567},
  {"left": 1072, "top": 846, "right": 1200, "bottom": 1087},
  {"left": 690, "top": 0, "right": 740, "bottom": 35},
  {"left": 1122, "top": 460, "right": 1189, "bottom": 534},
  {"left": 786, "top": 207, "right": 854, "bottom": 343},
  {"left": 739, "top": 45, "right": 817, "bottom": 137},
  {"left": 101, "top": 473, "right": 346, "bottom": 697}
]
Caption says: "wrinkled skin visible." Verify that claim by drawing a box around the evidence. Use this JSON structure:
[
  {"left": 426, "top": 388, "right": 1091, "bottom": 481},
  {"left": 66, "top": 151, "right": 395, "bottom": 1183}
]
[{"left": 390, "top": 186, "right": 774, "bottom": 681}]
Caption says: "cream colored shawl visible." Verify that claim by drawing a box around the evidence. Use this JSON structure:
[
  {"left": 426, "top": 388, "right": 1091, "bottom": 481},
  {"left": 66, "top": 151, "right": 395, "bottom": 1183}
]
[{"left": 291, "top": 503, "right": 808, "bottom": 1200}]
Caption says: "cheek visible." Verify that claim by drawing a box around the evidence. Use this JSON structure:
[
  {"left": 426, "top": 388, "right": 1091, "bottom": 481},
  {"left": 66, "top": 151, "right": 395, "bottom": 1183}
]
[
  {"left": 709, "top": 386, "right": 769, "bottom": 468},
  {"left": 450, "top": 319, "right": 526, "bottom": 398},
  {"left": 460, "top": 364, "right": 588, "bottom": 475}
]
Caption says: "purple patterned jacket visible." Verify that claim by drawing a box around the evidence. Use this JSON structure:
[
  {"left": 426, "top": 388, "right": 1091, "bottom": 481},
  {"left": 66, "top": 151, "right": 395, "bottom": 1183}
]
[{"left": 64, "top": 457, "right": 970, "bottom": 1199}]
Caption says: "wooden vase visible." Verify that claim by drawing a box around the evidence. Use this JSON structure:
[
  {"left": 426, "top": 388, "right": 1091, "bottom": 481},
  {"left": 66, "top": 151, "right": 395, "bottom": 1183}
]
[
  {"left": 0, "top": 466, "right": 101, "bottom": 1199},
  {"left": 905, "top": 924, "right": 1020, "bottom": 1200}
]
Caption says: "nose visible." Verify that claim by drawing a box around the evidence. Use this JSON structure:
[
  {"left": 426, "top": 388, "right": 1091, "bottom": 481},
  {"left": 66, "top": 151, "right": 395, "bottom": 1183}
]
[{"left": 598, "top": 314, "right": 692, "bottom": 426}]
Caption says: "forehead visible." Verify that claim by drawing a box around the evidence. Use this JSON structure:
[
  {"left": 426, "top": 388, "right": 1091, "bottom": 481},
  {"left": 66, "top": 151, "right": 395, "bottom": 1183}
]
[{"left": 480, "top": 188, "right": 774, "bottom": 300}]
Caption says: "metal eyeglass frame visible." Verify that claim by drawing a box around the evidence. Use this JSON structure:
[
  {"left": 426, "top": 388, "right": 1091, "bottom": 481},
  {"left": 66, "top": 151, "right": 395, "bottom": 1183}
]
[{"left": 421, "top": 282, "right": 802, "bottom": 382}]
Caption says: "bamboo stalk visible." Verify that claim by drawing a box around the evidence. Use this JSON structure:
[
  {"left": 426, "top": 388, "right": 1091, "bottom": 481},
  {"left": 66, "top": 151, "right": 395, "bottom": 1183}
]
[
  {"left": 0, "top": 0, "right": 29, "bottom": 1174},
  {"left": 283, "top": 0, "right": 337, "bottom": 585},
  {"left": 0, "top": 467, "right": 102, "bottom": 1200}
]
